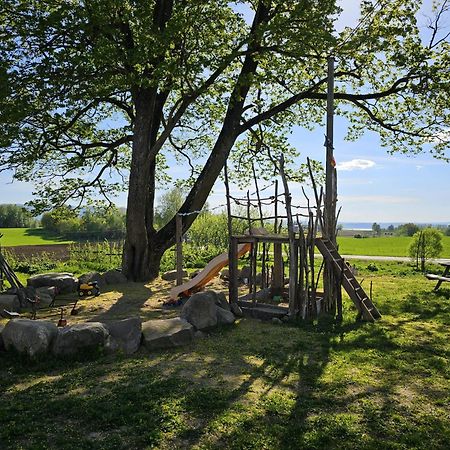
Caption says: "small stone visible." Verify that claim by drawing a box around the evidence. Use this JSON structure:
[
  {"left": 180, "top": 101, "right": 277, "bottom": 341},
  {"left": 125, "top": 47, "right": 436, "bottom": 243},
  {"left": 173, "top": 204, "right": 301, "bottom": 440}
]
[
  {"left": 194, "top": 330, "right": 207, "bottom": 339},
  {"left": 272, "top": 317, "right": 283, "bottom": 325},
  {"left": 162, "top": 270, "right": 188, "bottom": 281},
  {"left": 216, "top": 307, "right": 235, "bottom": 325},
  {"left": 230, "top": 302, "right": 243, "bottom": 317},
  {"left": 219, "top": 269, "right": 229, "bottom": 280},
  {"left": 103, "top": 269, "right": 127, "bottom": 285}
]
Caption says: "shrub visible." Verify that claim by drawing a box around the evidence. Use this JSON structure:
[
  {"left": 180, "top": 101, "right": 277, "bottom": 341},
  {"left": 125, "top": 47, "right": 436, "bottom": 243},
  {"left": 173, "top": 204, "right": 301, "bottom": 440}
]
[{"left": 408, "top": 228, "right": 443, "bottom": 272}]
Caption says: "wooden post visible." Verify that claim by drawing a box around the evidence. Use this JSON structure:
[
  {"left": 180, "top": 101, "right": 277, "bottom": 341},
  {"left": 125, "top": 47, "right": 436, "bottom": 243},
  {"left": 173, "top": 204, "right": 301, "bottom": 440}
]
[
  {"left": 252, "top": 162, "right": 266, "bottom": 288},
  {"left": 229, "top": 236, "right": 239, "bottom": 303},
  {"left": 272, "top": 243, "right": 283, "bottom": 293},
  {"left": 176, "top": 213, "right": 183, "bottom": 286},
  {"left": 279, "top": 155, "right": 298, "bottom": 317},
  {"left": 323, "top": 56, "right": 338, "bottom": 314}
]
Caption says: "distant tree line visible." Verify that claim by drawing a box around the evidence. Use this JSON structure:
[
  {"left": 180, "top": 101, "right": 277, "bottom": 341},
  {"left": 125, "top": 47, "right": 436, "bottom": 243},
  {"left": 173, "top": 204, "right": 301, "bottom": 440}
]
[
  {"left": 41, "top": 206, "right": 126, "bottom": 239},
  {"left": 0, "top": 204, "right": 38, "bottom": 228},
  {"left": 371, "top": 222, "right": 450, "bottom": 237}
]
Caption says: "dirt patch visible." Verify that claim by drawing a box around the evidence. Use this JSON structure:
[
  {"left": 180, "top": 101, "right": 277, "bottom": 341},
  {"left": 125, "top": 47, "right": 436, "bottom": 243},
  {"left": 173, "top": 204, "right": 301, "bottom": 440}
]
[{"left": 4, "top": 244, "right": 71, "bottom": 261}]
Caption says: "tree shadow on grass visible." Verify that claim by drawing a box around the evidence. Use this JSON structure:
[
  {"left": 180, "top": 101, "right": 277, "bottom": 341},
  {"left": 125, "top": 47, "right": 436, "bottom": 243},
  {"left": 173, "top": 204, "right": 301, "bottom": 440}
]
[
  {"left": 24, "top": 228, "right": 72, "bottom": 243},
  {"left": 0, "top": 316, "right": 365, "bottom": 449}
]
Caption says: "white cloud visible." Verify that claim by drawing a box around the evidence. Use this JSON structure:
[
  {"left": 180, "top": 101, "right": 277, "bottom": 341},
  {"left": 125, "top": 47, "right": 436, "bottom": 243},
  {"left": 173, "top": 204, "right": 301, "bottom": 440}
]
[{"left": 336, "top": 159, "right": 376, "bottom": 171}]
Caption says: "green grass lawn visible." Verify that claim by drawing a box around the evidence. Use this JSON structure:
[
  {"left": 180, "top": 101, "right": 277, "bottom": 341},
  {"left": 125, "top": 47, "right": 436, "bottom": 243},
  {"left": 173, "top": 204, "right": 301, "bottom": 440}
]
[
  {"left": 0, "top": 228, "right": 73, "bottom": 246},
  {"left": 1, "top": 261, "right": 449, "bottom": 449},
  {"left": 337, "top": 235, "right": 450, "bottom": 258}
]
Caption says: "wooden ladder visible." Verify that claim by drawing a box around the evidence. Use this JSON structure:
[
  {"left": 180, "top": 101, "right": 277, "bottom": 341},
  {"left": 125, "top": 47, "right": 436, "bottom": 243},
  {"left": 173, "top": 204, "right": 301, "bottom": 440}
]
[{"left": 316, "top": 237, "right": 381, "bottom": 322}]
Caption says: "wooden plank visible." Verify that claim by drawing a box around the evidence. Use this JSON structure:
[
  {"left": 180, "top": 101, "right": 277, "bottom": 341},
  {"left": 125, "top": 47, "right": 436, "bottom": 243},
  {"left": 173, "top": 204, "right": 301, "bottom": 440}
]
[{"left": 426, "top": 274, "right": 450, "bottom": 282}]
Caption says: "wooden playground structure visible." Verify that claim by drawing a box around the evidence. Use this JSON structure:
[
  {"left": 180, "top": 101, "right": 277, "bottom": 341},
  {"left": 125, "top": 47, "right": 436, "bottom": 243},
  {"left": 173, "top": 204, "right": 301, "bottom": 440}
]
[{"left": 171, "top": 57, "right": 381, "bottom": 322}]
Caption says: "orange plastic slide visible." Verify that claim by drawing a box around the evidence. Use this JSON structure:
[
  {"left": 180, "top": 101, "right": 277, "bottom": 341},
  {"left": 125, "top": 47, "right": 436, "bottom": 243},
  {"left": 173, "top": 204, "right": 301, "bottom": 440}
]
[{"left": 169, "top": 243, "right": 251, "bottom": 300}]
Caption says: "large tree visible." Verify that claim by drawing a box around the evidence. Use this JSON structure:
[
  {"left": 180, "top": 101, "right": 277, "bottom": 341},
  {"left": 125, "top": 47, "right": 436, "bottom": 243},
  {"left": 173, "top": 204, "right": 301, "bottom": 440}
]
[{"left": 0, "top": 0, "right": 449, "bottom": 280}]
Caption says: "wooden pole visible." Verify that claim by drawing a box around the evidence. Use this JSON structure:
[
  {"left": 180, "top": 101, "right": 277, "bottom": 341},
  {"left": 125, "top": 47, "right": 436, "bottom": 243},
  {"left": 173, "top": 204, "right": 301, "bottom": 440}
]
[
  {"left": 279, "top": 155, "right": 298, "bottom": 317},
  {"left": 176, "top": 213, "right": 183, "bottom": 286},
  {"left": 325, "top": 56, "right": 336, "bottom": 243},
  {"left": 323, "top": 56, "right": 338, "bottom": 314},
  {"left": 224, "top": 163, "right": 236, "bottom": 304}
]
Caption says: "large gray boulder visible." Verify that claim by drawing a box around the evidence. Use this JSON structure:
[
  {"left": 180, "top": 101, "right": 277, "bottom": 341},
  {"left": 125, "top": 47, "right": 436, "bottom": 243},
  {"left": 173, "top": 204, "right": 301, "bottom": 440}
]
[
  {"left": 181, "top": 291, "right": 235, "bottom": 330},
  {"left": 181, "top": 291, "right": 218, "bottom": 330},
  {"left": 0, "top": 295, "right": 21, "bottom": 314},
  {"left": 53, "top": 322, "right": 109, "bottom": 356},
  {"left": 103, "top": 269, "right": 127, "bottom": 285},
  {"left": 142, "top": 318, "right": 193, "bottom": 350},
  {"left": 78, "top": 272, "right": 106, "bottom": 289},
  {"left": 27, "top": 272, "right": 78, "bottom": 295},
  {"left": 162, "top": 270, "right": 188, "bottom": 281},
  {"left": 2, "top": 319, "right": 58, "bottom": 357},
  {"left": 104, "top": 317, "right": 142, "bottom": 355}
]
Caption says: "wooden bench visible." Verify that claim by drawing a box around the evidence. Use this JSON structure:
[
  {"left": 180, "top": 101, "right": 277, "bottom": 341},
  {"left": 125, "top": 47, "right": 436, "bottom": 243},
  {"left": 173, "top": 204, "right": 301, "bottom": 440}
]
[{"left": 426, "top": 261, "right": 450, "bottom": 290}]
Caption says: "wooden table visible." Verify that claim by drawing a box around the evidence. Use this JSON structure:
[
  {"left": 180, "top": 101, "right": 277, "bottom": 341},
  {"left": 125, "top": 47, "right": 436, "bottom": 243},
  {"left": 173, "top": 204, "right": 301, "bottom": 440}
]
[{"left": 426, "top": 261, "right": 450, "bottom": 290}]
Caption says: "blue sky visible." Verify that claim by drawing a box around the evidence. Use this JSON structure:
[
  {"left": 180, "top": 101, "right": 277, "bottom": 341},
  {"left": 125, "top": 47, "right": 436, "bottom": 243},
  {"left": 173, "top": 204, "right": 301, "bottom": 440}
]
[{"left": 0, "top": 0, "right": 448, "bottom": 223}]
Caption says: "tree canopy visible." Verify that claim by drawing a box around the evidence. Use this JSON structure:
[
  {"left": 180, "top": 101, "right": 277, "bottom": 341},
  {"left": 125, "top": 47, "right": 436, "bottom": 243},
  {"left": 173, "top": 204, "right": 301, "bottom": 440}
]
[{"left": 1, "top": 0, "right": 449, "bottom": 279}]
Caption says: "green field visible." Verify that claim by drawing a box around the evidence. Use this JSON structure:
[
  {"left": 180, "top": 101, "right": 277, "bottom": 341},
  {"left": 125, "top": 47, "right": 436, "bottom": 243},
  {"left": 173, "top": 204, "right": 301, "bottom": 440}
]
[
  {"left": 2, "top": 228, "right": 450, "bottom": 259},
  {"left": 0, "top": 228, "right": 73, "bottom": 246},
  {"left": 337, "top": 235, "right": 450, "bottom": 258}
]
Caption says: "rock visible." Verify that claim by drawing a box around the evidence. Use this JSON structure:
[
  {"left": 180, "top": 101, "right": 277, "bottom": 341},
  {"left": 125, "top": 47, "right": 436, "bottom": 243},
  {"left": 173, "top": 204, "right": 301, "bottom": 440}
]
[
  {"left": 103, "top": 317, "right": 142, "bottom": 355},
  {"left": 239, "top": 266, "right": 251, "bottom": 281},
  {"left": 215, "top": 292, "right": 231, "bottom": 311},
  {"left": 35, "top": 287, "right": 57, "bottom": 308},
  {"left": 216, "top": 307, "right": 235, "bottom": 325},
  {"left": 255, "top": 288, "right": 272, "bottom": 302},
  {"left": 219, "top": 269, "right": 229, "bottom": 280},
  {"left": 181, "top": 291, "right": 218, "bottom": 330},
  {"left": 0, "top": 324, "right": 5, "bottom": 352},
  {"left": 2, "top": 319, "right": 58, "bottom": 357},
  {"left": 162, "top": 270, "right": 188, "bottom": 281},
  {"left": 272, "top": 317, "right": 283, "bottom": 325},
  {"left": 142, "top": 318, "right": 193, "bottom": 350},
  {"left": 27, "top": 272, "right": 78, "bottom": 294},
  {"left": 78, "top": 272, "right": 106, "bottom": 289},
  {"left": 103, "top": 269, "right": 127, "bottom": 285},
  {"left": 230, "top": 302, "right": 243, "bottom": 317},
  {"left": 0, "top": 295, "right": 21, "bottom": 315},
  {"left": 53, "top": 322, "right": 109, "bottom": 356},
  {"left": 194, "top": 330, "right": 207, "bottom": 339}
]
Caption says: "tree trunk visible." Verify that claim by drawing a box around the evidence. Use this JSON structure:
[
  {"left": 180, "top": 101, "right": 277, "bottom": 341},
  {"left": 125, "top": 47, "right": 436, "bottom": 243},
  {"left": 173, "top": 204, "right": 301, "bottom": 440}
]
[{"left": 122, "top": 0, "right": 270, "bottom": 281}]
